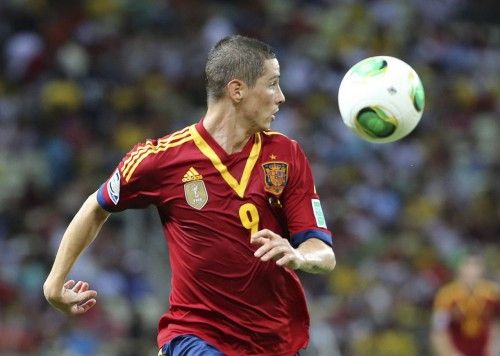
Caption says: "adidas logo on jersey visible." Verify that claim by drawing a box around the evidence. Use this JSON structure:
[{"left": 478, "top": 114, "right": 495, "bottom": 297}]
[{"left": 182, "top": 167, "right": 203, "bottom": 182}]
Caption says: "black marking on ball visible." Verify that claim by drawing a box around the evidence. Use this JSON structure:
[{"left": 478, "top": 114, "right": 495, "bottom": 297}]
[{"left": 387, "top": 86, "right": 397, "bottom": 95}]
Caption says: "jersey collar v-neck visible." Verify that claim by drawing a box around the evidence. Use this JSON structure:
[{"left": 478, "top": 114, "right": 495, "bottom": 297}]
[{"left": 190, "top": 121, "right": 262, "bottom": 198}]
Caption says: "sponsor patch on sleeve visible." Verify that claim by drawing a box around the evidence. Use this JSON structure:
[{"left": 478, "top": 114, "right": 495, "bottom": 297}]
[
  {"left": 311, "top": 199, "right": 327, "bottom": 228},
  {"left": 107, "top": 170, "right": 121, "bottom": 205}
]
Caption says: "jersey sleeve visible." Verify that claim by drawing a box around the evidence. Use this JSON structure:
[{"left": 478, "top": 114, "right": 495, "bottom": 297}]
[
  {"left": 96, "top": 140, "right": 162, "bottom": 212},
  {"left": 282, "top": 141, "right": 333, "bottom": 248}
]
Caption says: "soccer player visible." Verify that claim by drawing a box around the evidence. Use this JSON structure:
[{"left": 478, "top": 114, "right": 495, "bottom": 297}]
[
  {"left": 43, "top": 35, "right": 336, "bottom": 355},
  {"left": 431, "top": 250, "right": 500, "bottom": 356}
]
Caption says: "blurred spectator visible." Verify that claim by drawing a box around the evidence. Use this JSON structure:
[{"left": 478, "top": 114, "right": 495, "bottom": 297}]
[{"left": 431, "top": 249, "right": 500, "bottom": 356}]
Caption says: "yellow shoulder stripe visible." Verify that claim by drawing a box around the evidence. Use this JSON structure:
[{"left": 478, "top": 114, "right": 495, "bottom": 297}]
[
  {"left": 122, "top": 128, "right": 193, "bottom": 182},
  {"left": 262, "top": 130, "right": 286, "bottom": 137},
  {"left": 122, "top": 127, "right": 190, "bottom": 172}
]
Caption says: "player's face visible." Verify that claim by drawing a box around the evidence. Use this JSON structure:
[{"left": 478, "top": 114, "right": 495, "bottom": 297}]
[
  {"left": 459, "top": 256, "right": 484, "bottom": 285},
  {"left": 243, "top": 58, "right": 285, "bottom": 132}
]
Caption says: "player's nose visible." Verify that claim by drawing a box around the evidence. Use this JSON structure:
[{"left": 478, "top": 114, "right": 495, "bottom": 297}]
[{"left": 276, "top": 85, "right": 285, "bottom": 105}]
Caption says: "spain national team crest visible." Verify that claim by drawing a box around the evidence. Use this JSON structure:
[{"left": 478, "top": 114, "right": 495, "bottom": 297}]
[{"left": 262, "top": 162, "right": 288, "bottom": 196}]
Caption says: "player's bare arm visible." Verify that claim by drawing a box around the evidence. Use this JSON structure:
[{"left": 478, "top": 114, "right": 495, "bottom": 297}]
[
  {"left": 251, "top": 229, "right": 336, "bottom": 274},
  {"left": 43, "top": 192, "right": 110, "bottom": 315},
  {"left": 431, "top": 330, "right": 464, "bottom": 356},
  {"left": 431, "top": 310, "right": 465, "bottom": 356},
  {"left": 487, "top": 321, "right": 500, "bottom": 356}
]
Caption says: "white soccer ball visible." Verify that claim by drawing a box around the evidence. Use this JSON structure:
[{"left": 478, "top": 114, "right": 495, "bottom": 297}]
[{"left": 338, "top": 56, "right": 425, "bottom": 143}]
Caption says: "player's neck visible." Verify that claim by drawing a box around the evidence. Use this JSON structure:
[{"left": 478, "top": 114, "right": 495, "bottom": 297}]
[
  {"left": 203, "top": 102, "right": 254, "bottom": 155},
  {"left": 460, "top": 278, "right": 482, "bottom": 290}
]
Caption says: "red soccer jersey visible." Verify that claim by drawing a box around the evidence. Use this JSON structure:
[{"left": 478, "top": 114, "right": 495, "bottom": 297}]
[
  {"left": 97, "top": 121, "right": 333, "bottom": 356},
  {"left": 433, "top": 280, "right": 500, "bottom": 356}
]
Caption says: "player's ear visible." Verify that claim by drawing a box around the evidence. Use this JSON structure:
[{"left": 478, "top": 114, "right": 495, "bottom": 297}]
[{"left": 227, "top": 79, "right": 246, "bottom": 103}]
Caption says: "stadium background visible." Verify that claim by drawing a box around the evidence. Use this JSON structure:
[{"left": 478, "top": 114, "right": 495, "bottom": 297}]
[{"left": 0, "top": 0, "right": 498, "bottom": 355}]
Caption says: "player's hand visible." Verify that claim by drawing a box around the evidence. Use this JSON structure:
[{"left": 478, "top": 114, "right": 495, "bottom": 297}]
[
  {"left": 44, "top": 279, "right": 97, "bottom": 315},
  {"left": 251, "top": 229, "right": 305, "bottom": 270}
]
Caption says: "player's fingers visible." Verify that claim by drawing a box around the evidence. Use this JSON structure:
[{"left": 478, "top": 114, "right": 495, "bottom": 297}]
[
  {"left": 72, "top": 280, "right": 83, "bottom": 292},
  {"left": 250, "top": 236, "right": 269, "bottom": 246},
  {"left": 254, "top": 241, "right": 271, "bottom": 257},
  {"left": 74, "top": 281, "right": 91, "bottom": 293},
  {"left": 75, "top": 290, "right": 97, "bottom": 304},
  {"left": 72, "top": 298, "right": 96, "bottom": 315},
  {"left": 276, "top": 254, "right": 301, "bottom": 269},
  {"left": 81, "top": 299, "right": 96, "bottom": 312},
  {"left": 64, "top": 280, "right": 76, "bottom": 289},
  {"left": 260, "top": 245, "right": 288, "bottom": 262},
  {"left": 250, "top": 232, "right": 267, "bottom": 244},
  {"left": 253, "top": 238, "right": 282, "bottom": 257},
  {"left": 251, "top": 229, "right": 278, "bottom": 243},
  {"left": 276, "top": 254, "right": 293, "bottom": 267},
  {"left": 79, "top": 282, "right": 89, "bottom": 293}
]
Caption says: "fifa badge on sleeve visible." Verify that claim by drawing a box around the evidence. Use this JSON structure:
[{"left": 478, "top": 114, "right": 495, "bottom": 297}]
[{"left": 108, "top": 170, "right": 121, "bottom": 205}]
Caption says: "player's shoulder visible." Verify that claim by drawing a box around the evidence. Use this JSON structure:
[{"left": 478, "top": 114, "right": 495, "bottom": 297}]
[
  {"left": 262, "top": 129, "right": 292, "bottom": 141},
  {"left": 436, "top": 281, "right": 463, "bottom": 300},
  {"left": 132, "top": 125, "right": 194, "bottom": 154},
  {"left": 261, "top": 130, "right": 301, "bottom": 148},
  {"left": 260, "top": 130, "right": 311, "bottom": 165},
  {"left": 120, "top": 125, "right": 194, "bottom": 181},
  {"left": 155, "top": 125, "right": 194, "bottom": 146},
  {"left": 477, "top": 279, "right": 500, "bottom": 298}
]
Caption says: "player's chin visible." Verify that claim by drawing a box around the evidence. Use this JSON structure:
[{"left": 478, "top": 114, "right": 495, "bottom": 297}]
[
  {"left": 254, "top": 116, "right": 274, "bottom": 132},
  {"left": 262, "top": 116, "right": 274, "bottom": 130}
]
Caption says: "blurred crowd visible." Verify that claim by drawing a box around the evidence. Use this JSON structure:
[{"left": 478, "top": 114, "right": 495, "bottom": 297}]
[{"left": 0, "top": 0, "right": 498, "bottom": 355}]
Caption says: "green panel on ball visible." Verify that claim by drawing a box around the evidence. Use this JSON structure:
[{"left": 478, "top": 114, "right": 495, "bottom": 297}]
[
  {"left": 411, "top": 80, "right": 425, "bottom": 112},
  {"left": 355, "top": 107, "right": 397, "bottom": 138},
  {"left": 352, "top": 58, "right": 388, "bottom": 77}
]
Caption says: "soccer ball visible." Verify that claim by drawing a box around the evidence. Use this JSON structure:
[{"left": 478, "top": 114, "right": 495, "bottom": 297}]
[{"left": 338, "top": 56, "right": 425, "bottom": 143}]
